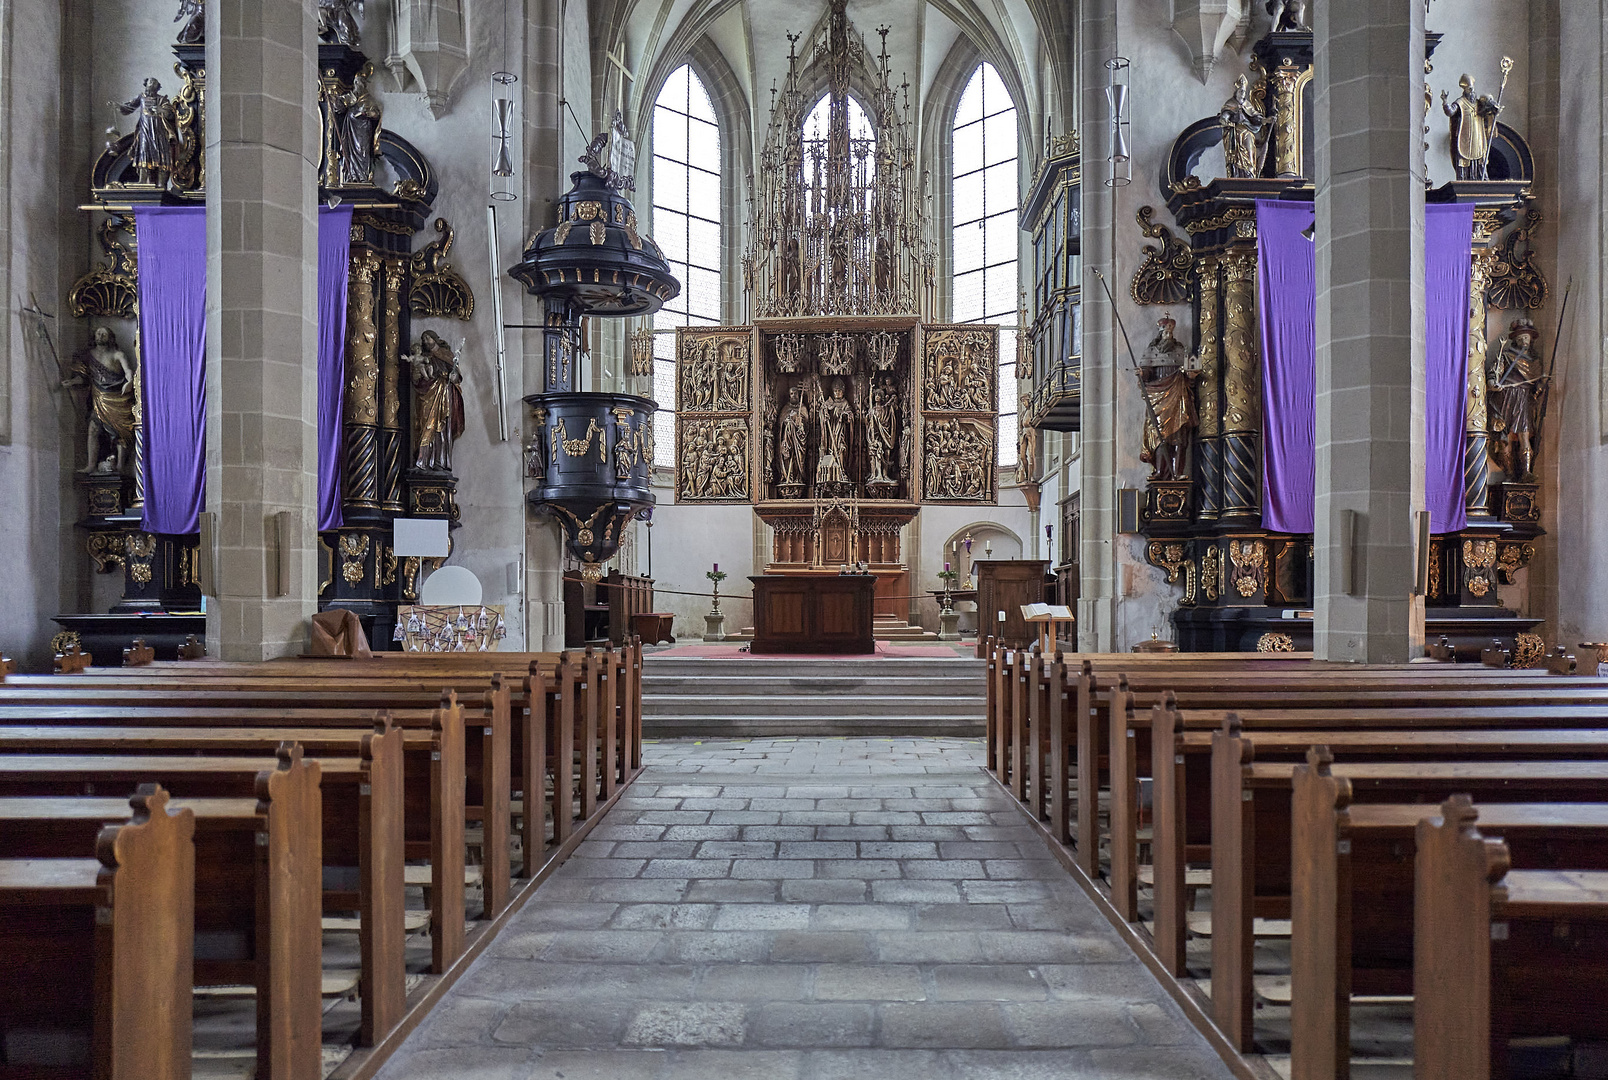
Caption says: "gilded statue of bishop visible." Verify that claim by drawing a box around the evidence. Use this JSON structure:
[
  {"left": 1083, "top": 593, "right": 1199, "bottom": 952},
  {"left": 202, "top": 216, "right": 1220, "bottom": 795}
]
[
  {"left": 1136, "top": 314, "right": 1199, "bottom": 482},
  {"left": 66, "top": 327, "right": 138, "bottom": 476},
  {"left": 1218, "top": 75, "right": 1267, "bottom": 180},
  {"left": 1442, "top": 67, "right": 1506, "bottom": 181}
]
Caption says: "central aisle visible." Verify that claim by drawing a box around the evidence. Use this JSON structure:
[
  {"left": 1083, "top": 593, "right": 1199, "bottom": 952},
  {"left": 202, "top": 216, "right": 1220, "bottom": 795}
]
[{"left": 376, "top": 738, "right": 1236, "bottom": 1080}]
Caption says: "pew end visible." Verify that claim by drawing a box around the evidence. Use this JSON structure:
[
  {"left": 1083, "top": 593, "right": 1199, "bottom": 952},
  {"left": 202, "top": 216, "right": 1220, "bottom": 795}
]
[{"left": 54, "top": 643, "right": 90, "bottom": 674}]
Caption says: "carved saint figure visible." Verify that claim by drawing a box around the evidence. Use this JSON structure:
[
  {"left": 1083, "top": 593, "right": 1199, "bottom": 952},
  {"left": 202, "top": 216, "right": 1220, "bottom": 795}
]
[
  {"left": 407, "top": 331, "right": 465, "bottom": 471},
  {"left": 1137, "top": 314, "right": 1200, "bottom": 481},
  {"left": 867, "top": 375, "right": 900, "bottom": 486},
  {"left": 333, "top": 71, "right": 383, "bottom": 186},
  {"left": 318, "top": 0, "right": 363, "bottom": 47},
  {"left": 115, "top": 78, "right": 179, "bottom": 187},
  {"left": 778, "top": 385, "right": 809, "bottom": 490},
  {"left": 1016, "top": 400, "right": 1039, "bottom": 486},
  {"left": 66, "top": 327, "right": 138, "bottom": 475},
  {"left": 814, "top": 377, "right": 854, "bottom": 489},
  {"left": 174, "top": 0, "right": 204, "bottom": 43},
  {"left": 1488, "top": 318, "right": 1549, "bottom": 480},
  {"left": 718, "top": 340, "right": 749, "bottom": 410},
  {"left": 1442, "top": 75, "right": 1502, "bottom": 181},
  {"left": 760, "top": 398, "right": 777, "bottom": 484},
  {"left": 1266, "top": 0, "right": 1308, "bottom": 32},
  {"left": 1218, "top": 75, "right": 1267, "bottom": 180}
]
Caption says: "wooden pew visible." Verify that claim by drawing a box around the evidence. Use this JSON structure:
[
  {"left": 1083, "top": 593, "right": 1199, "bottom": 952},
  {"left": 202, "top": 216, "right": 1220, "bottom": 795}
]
[
  {"left": 1210, "top": 739, "right": 1608, "bottom": 1050},
  {"left": 0, "top": 784, "right": 193, "bottom": 1080},
  {"left": 0, "top": 725, "right": 408, "bottom": 1031},
  {"left": 1144, "top": 702, "right": 1608, "bottom": 976},
  {"left": 1290, "top": 755, "right": 1608, "bottom": 1080},
  {"left": 0, "top": 680, "right": 494, "bottom": 930},
  {"left": 1099, "top": 678, "right": 1608, "bottom": 920},
  {"left": 0, "top": 745, "right": 341, "bottom": 1078},
  {"left": 1414, "top": 795, "right": 1608, "bottom": 1080},
  {"left": 95, "top": 641, "right": 645, "bottom": 881}
]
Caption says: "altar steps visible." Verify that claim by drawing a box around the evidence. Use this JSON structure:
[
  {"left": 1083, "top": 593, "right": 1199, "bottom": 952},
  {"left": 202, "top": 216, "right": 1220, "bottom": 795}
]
[
  {"left": 641, "top": 655, "right": 986, "bottom": 738},
  {"left": 732, "top": 615, "right": 938, "bottom": 642}
]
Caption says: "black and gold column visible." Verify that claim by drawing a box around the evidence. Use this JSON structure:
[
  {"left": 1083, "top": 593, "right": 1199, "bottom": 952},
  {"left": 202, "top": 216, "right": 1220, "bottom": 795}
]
[
  {"left": 343, "top": 249, "right": 382, "bottom": 514},
  {"left": 380, "top": 255, "right": 407, "bottom": 512},
  {"left": 1462, "top": 212, "right": 1501, "bottom": 521},
  {"left": 1219, "top": 247, "right": 1261, "bottom": 524},
  {"left": 1193, "top": 253, "right": 1223, "bottom": 522}
]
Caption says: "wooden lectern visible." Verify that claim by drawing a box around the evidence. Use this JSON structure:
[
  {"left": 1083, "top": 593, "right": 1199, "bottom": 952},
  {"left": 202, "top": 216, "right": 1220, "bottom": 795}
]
[{"left": 974, "top": 560, "right": 1051, "bottom": 652}]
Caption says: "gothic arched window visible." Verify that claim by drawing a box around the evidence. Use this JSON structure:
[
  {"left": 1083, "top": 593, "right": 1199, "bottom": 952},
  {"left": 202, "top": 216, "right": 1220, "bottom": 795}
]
[
  {"left": 951, "top": 62, "right": 1019, "bottom": 467},
  {"left": 652, "top": 63, "right": 722, "bottom": 466}
]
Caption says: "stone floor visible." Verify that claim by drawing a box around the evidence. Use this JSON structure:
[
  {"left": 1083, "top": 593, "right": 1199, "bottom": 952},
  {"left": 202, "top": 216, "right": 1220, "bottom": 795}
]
[{"left": 374, "top": 738, "right": 1237, "bottom": 1080}]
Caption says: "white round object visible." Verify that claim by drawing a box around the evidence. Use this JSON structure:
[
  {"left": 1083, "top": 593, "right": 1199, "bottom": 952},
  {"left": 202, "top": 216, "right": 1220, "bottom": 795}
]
[{"left": 420, "top": 565, "right": 483, "bottom": 606}]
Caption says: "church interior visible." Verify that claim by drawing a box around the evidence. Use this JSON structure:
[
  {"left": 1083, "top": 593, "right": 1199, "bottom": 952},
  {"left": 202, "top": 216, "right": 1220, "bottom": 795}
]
[{"left": 2, "top": 0, "right": 1608, "bottom": 1078}]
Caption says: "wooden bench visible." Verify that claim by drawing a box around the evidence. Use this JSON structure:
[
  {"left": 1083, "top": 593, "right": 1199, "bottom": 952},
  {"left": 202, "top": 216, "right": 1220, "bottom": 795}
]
[
  {"left": 1211, "top": 744, "right": 1608, "bottom": 1050},
  {"left": 0, "top": 743, "right": 360, "bottom": 1079},
  {"left": 1414, "top": 795, "right": 1608, "bottom": 1080},
  {"left": 1291, "top": 758, "right": 1608, "bottom": 1080},
  {"left": 0, "top": 679, "right": 498, "bottom": 924},
  {"left": 0, "top": 784, "right": 193, "bottom": 1080},
  {"left": 1143, "top": 702, "right": 1608, "bottom": 975}
]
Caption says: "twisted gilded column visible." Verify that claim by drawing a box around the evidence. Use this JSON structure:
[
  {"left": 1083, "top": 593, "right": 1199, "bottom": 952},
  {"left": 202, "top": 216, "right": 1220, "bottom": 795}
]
[
  {"left": 380, "top": 255, "right": 407, "bottom": 511},
  {"left": 1194, "top": 254, "right": 1223, "bottom": 522},
  {"left": 343, "top": 250, "right": 382, "bottom": 512},
  {"left": 1463, "top": 232, "right": 1497, "bottom": 520},
  {"left": 1219, "top": 247, "right": 1261, "bottom": 523}
]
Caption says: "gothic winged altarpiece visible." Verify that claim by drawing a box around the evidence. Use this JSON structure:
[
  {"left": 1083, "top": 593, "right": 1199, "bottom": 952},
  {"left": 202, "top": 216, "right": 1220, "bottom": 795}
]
[
  {"left": 672, "top": 0, "right": 999, "bottom": 608},
  {"left": 59, "top": 1, "right": 474, "bottom": 655},
  {"left": 1124, "top": 20, "right": 1546, "bottom": 655}
]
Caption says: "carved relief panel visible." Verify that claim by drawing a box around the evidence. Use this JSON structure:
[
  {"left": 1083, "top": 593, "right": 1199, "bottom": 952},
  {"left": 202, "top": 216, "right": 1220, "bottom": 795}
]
[
  {"left": 758, "top": 324, "right": 916, "bottom": 503},
  {"left": 675, "top": 326, "right": 754, "bottom": 503},
  {"left": 920, "top": 325, "right": 999, "bottom": 504}
]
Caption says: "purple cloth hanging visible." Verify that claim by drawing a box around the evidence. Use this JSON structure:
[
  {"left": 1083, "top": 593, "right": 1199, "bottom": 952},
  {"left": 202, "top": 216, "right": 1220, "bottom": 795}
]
[
  {"left": 1256, "top": 200, "right": 1316, "bottom": 534},
  {"left": 1424, "top": 203, "right": 1473, "bottom": 534},
  {"left": 318, "top": 205, "right": 354, "bottom": 531},
  {"left": 135, "top": 207, "right": 207, "bottom": 535}
]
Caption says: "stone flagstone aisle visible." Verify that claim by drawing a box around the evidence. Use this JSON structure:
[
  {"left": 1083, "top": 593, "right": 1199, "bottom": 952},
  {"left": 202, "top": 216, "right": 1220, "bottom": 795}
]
[{"left": 374, "top": 738, "right": 1236, "bottom": 1080}]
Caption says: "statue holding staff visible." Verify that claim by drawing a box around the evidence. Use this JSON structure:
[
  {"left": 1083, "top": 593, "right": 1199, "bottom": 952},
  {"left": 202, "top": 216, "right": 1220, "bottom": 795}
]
[
  {"left": 1442, "top": 61, "right": 1508, "bottom": 181},
  {"left": 1218, "top": 74, "right": 1267, "bottom": 180},
  {"left": 1488, "top": 317, "right": 1549, "bottom": 481}
]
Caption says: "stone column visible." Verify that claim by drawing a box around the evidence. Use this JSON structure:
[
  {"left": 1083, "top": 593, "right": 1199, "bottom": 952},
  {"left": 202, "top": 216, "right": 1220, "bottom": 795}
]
[
  {"left": 1076, "top": 0, "right": 1117, "bottom": 651},
  {"left": 1312, "top": 0, "right": 1427, "bottom": 662},
  {"left": 522, "top": 0, "right": 567, "bottom": 648},
  {"left": 204, "top": 0, "right": 321, "bottom": 659}
]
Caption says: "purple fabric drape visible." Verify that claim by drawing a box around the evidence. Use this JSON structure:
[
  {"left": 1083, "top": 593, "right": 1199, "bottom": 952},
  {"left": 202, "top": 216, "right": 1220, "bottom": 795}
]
[
  {"left": 1425, "top": 203, "right": 1473, "bottom": 534},
  {"left": 1256, "top": 200, "right": 1317, "bottom": 534},
  {"left": 318, "top": 205, "right": 354, "bottom": 531},
  {"left": 135, "top": 206, "right": 207, "bottom": 535}
]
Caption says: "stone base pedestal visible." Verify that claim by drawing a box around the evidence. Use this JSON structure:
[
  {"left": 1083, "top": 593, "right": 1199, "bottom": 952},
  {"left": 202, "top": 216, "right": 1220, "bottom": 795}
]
[
  {"left": 703, "top": 609, "right": 726, "bottom": 642},
  {"left": 938, "top": 610, "right": 960, "bottom": 640}
]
